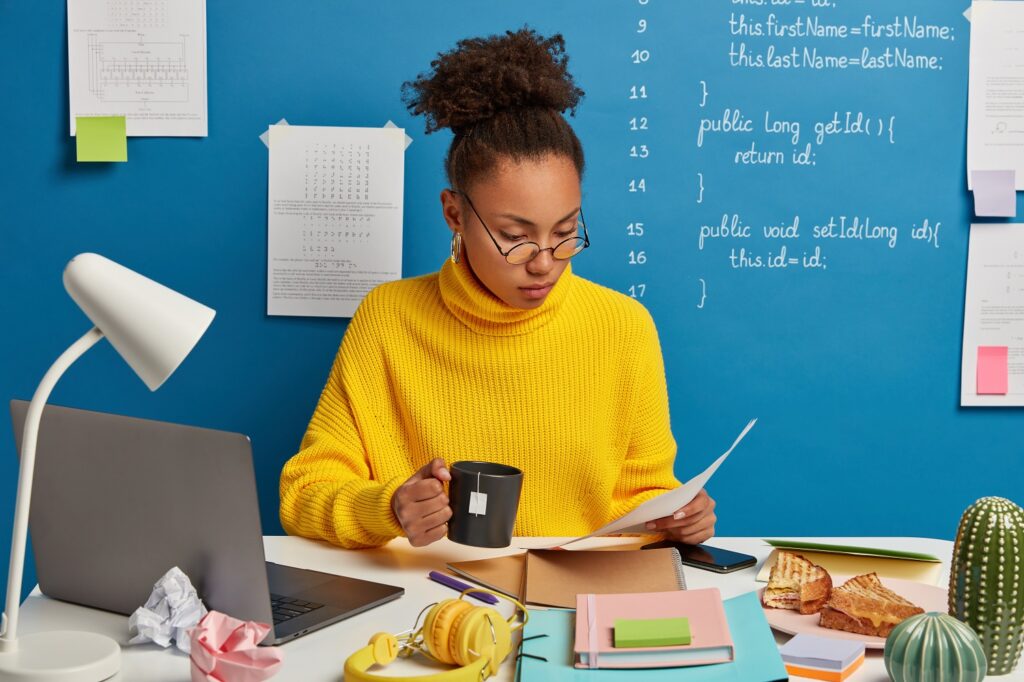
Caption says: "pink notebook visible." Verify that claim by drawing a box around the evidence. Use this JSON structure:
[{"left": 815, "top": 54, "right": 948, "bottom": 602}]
[{"left": 574, "top": 587, "right": 734, "bottom": 669}]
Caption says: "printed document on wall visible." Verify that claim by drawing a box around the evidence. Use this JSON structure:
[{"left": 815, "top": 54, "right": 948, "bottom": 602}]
[
  {"left": 267, "top": 125, "right": 404, "bottom": 318},
  {"left": 961, "top": 224, "right": 1024, "bottom": 406},
  {"left": 967, "top": 1, "right": 1024, "bottom": 189},
  {"left": 67, "top": 0, "right": 207, "bottom": 137}
]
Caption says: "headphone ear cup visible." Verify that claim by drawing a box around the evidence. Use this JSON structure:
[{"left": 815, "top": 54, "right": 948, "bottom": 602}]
[
  {"left": 448, "top": 606, "right": 485, "bottom": 667},
  {"left": 451, "top": 606, "right": 513, "bottom": 677},
  {"left": 423, "top": 599, "right": 473, "bottom": 665},
  {"left": 368, "top": 632, "right": 399, "bottom": 666}
]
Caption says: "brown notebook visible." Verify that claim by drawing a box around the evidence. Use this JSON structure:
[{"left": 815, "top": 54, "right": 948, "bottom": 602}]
[
  {"left": 446, "top": 552, "right": 528, "bottom": 599},
  {"left": 447, "top": 548, "right": 687, "bottom": 609},
  {"left": 524, "top": 548, "right": 687, "bottom": 608}
]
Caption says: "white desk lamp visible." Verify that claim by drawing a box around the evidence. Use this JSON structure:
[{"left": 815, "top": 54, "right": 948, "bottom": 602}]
[{"left": 0, "top": 253, "right": 215, "bottom": 681}]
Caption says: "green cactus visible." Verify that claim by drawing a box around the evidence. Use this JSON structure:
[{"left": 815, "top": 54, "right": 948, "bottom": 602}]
[
  {"left": 884, "top": 612, "right": 987, "bottom": 682},
  {"left": 948, "top": 496, "right": 1024, "bottom": 675}
]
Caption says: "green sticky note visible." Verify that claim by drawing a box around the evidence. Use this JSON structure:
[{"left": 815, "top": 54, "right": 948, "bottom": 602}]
[
  {"left": 613, "top": 617, "right": 691, "bottom": 648},
  {"left": 76, "top": 116, "right": 127, "bottom": 162}
]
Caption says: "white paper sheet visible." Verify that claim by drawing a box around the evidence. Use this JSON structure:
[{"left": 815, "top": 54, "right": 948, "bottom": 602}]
[
  {"left": 267, "top": 124, "right": 404, "bottom": 318},
  {"left": 961, "top": 224, "right": 1024, "bottom": 406},
  {"left": 967, "top": 1, "right": 1024, "bottom": 189},
  {"left": 537, "top": 419, "right": 757, "bottom": 549},
  {"left": 67, "top": 0, "right": 207, "bottom": 137}
]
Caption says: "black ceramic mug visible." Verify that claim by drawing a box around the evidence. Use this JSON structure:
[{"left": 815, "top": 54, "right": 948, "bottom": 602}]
[{"left": 447, "top": 461, "right": 523, "bottom": 548}]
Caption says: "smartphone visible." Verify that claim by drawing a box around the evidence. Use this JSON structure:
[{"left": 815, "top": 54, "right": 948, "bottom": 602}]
[{"left": 642, "top": 540, "right": 757, "bottom": 573}]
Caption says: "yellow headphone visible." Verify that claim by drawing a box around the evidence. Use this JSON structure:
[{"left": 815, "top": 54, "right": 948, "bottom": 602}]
[{"left": 344, "top": 588, "right": 528, "bottom": 682}]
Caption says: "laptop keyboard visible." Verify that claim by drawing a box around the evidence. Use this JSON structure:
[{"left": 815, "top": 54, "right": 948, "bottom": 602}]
[{"left": 269, "top": 593, "right": 325, "bottom": 624}]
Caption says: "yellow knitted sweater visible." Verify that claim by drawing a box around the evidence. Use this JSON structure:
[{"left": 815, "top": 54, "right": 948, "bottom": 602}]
[{"left": 279, "top": 256, "right": 680, "bottom": 548}]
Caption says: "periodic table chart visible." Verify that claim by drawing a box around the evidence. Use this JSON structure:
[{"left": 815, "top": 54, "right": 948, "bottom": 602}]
[
  {"left": 67, "top": 0, "right": 207, "bottom": 136},
  {"left": 267, "top": 125, "right": 405, "bottom": 318}
]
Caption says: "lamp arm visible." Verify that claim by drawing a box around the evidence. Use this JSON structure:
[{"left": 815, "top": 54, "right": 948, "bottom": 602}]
[{"left": 0, "top": 327, "right": 104, "bottom": 651}]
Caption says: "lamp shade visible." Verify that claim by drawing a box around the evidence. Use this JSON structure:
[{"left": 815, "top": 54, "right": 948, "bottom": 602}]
[{"left": 62, "top": 253, "right": 216, "bottom": 391}]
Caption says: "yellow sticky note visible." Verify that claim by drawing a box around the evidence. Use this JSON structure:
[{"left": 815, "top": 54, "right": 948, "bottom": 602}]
[{"left": 76, "top": 116, "right": 127, "bottom": 162}]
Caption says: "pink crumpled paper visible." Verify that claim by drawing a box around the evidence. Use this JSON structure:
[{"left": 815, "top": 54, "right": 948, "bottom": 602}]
[{"left": 188, "top": 611, "right": 284, "bottom": 682}]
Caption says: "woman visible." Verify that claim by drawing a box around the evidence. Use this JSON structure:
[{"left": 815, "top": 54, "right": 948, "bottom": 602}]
[{"left": 279, "top": 28, "right": 716, "bottom": 548}]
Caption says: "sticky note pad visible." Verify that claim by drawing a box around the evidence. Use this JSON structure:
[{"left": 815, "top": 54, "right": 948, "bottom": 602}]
[
  {"left": 76, "top": 116, "right": 127, "bottom": 162},
  {"left": 779, "top": 634, "right": 864, "bottom": 670},
  {"left": 972, "top": 170, "right": 1016, "bottom": 217},
  {"left": 978, "top": 345, "right": 1009, "bottom": 395},
  {"left": 613, "top": 617, "right": 690, "bottom": 648}
]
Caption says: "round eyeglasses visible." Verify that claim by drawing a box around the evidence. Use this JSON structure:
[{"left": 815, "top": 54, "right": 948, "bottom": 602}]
[{"left": 451, "top": 190, "right": 590, "bottom": 266}]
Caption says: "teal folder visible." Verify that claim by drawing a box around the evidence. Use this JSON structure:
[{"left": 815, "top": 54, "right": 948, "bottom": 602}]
[{"left": 516, "top": 591, "right": 787, "bottom": 681}]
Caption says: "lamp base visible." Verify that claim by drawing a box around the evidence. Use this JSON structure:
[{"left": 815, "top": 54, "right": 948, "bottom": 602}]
[{"left": 0, "top": 630, "right": 120, "bottom": 681}]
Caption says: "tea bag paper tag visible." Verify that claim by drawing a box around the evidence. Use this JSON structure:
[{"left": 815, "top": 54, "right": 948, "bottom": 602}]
[{"left": 469, "top": 491, "right": 488, "bottom": 516}]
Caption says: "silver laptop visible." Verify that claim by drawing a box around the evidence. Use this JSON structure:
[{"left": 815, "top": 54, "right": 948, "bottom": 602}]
[{"left": 10, "top": 400, "right": 404, "bottom": 645}]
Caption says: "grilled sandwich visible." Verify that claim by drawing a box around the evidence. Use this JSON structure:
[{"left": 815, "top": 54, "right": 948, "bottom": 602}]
[
  {"left": 762, "top": 551, "right": 832, "bottom": 615},
  {"left": 819, "top": 572, "right": 924, "bottom": 638}
]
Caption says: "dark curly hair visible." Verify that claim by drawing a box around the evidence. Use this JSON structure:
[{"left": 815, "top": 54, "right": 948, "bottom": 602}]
[{"left": 401, "top": 27, "right": 586, "bottom": 191}]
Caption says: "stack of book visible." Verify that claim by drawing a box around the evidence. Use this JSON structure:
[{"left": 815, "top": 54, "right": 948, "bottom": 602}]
[
  {"left": 574, "top": 588, "right": 732, "bottom": 669},
  {"left": 517, "top": 590, "right": 787, "bottom": 681}
]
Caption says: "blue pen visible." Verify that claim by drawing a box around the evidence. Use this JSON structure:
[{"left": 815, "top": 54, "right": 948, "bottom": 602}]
[{"left": 428, "top": 570, "right": 500, "bottom": 604}]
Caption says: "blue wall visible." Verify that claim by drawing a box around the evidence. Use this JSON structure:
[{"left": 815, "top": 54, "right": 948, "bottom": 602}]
[{"left": 2, "top": 1, "right": 1020, "bottom": 600}]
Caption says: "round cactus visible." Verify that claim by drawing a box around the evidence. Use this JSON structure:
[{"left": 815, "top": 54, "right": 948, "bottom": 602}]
[
  {"left": 948, "top": 496, "right": 1024, "bottom": 675},
  {"left": 884, "top": 612, "right": 987, "bottom": 682}
]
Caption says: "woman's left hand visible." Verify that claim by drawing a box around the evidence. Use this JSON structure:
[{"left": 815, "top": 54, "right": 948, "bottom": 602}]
[{"left": 644, "top": 488, "right": 716, "bottom": 544}]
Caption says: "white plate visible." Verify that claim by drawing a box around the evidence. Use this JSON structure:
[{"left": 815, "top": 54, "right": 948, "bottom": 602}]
[{"left": 759, "top": 575, "right": 948, "bottom": 649}]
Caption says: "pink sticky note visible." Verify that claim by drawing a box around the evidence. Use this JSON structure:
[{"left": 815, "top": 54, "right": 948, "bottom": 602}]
[
  {"left": 977, "top": 346, "right": 1009, "bottom": 395},
  {"left": 972, "top": 170, "right": 1017, "bottom": 217}
]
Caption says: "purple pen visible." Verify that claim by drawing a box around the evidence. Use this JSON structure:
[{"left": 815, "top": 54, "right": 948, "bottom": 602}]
[{"left": 427, "top": 570, "right": 499, "bottom": 604}]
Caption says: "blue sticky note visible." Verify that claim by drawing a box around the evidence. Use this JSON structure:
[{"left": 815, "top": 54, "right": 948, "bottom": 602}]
[
  {"left": 972, "top": 170, "right": 1017, "bottom": 217},
  {"left": 779, "top": 633, "right": 864, "bottom": 670},
  {"left": 517, "top": 591, "right": 787, "bottom": 681}
]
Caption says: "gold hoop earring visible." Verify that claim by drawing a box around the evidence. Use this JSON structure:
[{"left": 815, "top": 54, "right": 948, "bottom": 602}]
[{"left": 450, "top": 232, "right": 462, "bottom": 264}]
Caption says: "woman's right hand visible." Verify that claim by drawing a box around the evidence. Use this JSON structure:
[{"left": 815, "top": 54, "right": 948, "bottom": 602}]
[{"left": 391, "top": 458, "right": 453, "bottom": 547}]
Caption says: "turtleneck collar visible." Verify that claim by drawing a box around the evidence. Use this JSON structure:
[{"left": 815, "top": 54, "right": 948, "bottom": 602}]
[{"left": 438, "top": 256, "right": 574, "bottom": 336}]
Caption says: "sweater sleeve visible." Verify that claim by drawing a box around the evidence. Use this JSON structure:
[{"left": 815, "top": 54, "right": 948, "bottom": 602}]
[
  {"left": 279, "top": 299, "right": 406, "bottom": 549},
  {"left": 609, "top": 311, "right": 681, "bottom": 520}
]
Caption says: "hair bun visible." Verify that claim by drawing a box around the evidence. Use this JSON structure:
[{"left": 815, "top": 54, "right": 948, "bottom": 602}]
[{"left": 403, "top": 27, "right": 585, "bottom": 134}]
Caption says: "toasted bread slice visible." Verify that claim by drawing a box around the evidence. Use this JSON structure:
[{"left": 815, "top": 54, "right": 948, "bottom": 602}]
[
  {"left": 762, "top": 551, "right": 832, "bottom": 614},
  {"left": 819, "top": 572, "right": 924, "bottom": 637}
]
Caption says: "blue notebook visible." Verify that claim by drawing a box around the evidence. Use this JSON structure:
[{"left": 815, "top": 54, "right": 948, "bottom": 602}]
[{"left": 516, "top": 591, "right": 787, "bottom": 682}]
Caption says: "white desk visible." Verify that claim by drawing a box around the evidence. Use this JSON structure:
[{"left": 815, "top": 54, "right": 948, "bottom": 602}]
[{"left": 14, "top": 536, "right": 953, "bottom": 681}]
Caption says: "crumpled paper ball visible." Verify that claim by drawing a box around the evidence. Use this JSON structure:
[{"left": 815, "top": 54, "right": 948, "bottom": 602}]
[
  {"left": 188, "top": 611, "right": 284, "bottom": 682},
  {"left": 128, "top": 566, "right": 207, "bottom": 653}
]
